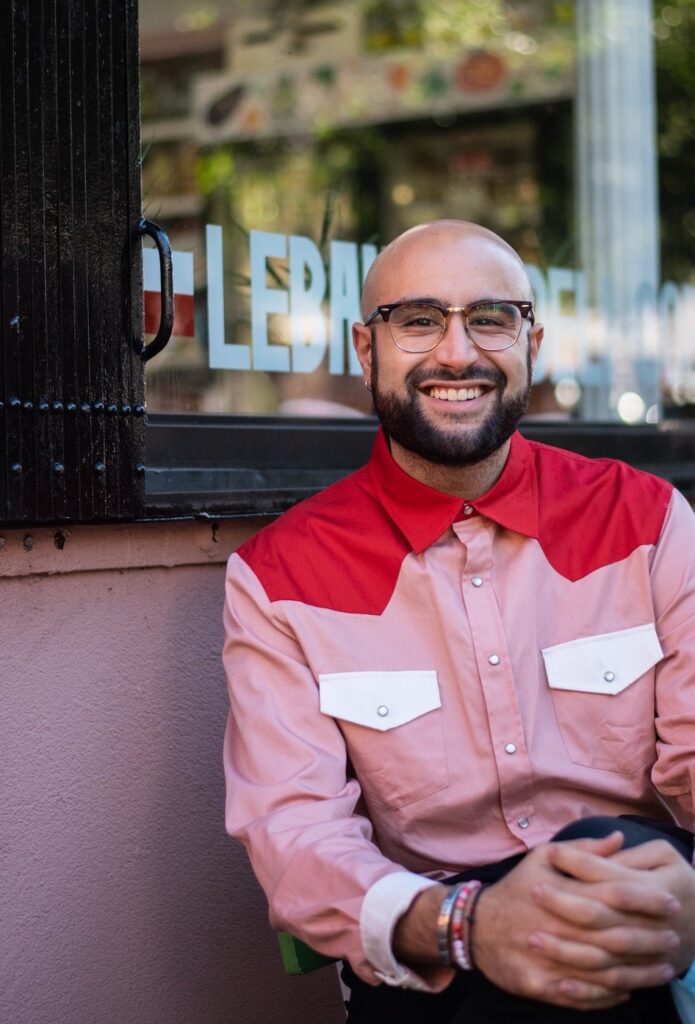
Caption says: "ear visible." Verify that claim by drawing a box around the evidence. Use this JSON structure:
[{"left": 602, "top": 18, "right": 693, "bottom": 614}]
[
  {"left": 529, "top": 322, "right": 543, "bottom": 369},
  {"left": 352, "top": 322, "right": 373, "bottom": 382}
]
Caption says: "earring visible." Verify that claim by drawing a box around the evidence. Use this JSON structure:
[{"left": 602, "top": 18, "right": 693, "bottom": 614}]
[{"left": 364, "top": 380, "right": 372, "bottom": 391}]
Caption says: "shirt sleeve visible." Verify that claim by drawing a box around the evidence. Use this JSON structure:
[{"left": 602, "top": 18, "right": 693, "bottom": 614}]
[
  {"left": 222, "top": 552, "right": 452, "bottom": 989},
  {"left": 650, "top": 488, "right": 695, "bottom": 837}
]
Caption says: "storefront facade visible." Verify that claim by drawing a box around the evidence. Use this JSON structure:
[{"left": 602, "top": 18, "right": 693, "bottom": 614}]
[{"left": 1, "top": 2, "right": 694, "bottom": 1022}]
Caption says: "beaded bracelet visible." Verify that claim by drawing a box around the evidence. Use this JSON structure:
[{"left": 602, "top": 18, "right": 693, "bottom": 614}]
[
  {"left": 437, "top": 883, "right": 464, "bottom": 966},
  {"left": 448, "top": 880, "right": 482, "bottom": 970}
]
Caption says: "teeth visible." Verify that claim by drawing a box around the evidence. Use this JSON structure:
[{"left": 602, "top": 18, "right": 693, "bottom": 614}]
[{"left": 429, "top": 386, "right": 485, "bottom": 402}]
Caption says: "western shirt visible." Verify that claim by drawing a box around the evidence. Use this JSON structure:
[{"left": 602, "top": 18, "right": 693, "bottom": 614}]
[{"left": 222, "top": 429, "right": 695, "bottom": 988}]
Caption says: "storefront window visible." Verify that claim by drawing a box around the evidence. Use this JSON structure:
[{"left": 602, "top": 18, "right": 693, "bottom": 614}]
[{"left": 139, "top": 0, "right": 694, "bottom": 423}]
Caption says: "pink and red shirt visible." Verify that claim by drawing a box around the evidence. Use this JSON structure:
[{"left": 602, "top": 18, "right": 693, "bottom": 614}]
[{"left": 223, "top": 429, "right": 695, "bottom": 988}]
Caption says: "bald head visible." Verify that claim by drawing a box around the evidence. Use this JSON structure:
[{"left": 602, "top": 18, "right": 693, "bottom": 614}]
[{"left": 360, "top": 220, "right": 532, "bottom": 319}]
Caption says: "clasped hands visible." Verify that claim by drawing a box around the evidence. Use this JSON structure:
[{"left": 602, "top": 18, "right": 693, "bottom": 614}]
[{"left": 395, "top": 832, "right": 695, "bottom": 1011}]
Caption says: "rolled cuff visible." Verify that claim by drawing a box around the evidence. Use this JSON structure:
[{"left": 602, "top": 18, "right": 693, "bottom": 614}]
[{"left": 360, "top": 871, "right": 451, "bottom": 992}]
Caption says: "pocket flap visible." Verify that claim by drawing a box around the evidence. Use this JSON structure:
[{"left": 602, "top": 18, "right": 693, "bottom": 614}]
[
  {"left": 318, "top": 670, "right": 440, "bottom": 731},
  {"left": 542, "top": 623, "right": 662, "bottom": 695}
]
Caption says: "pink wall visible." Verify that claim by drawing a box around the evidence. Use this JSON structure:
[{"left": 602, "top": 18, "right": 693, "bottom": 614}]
[{"left": 1, "top": 520, "right": 344, "bottom": 1024}]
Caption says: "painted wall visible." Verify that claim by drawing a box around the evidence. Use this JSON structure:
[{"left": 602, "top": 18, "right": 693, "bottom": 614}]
[{"left": 1, "top": 520, "right": 344, "bottom": 1024}]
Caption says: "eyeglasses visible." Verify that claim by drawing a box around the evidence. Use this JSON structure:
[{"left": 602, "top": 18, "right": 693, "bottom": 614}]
[{"left": 364, "top": 299, "right": 535, "bottom": 353}]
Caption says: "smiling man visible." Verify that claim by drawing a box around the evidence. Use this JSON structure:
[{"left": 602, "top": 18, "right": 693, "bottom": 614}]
[{"left": 223, "top": 221, "right": 695, "bottom": 1023}]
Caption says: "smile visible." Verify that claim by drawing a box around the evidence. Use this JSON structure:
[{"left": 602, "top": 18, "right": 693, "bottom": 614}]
[{"left": 425, "top": 385, "right": 490, "bottom": 403}]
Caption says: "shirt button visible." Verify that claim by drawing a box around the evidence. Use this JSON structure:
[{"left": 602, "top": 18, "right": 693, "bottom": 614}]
[
  {"left": 518, "top": 816, "right": 529, "bottom": 829},
  {"left": 471, "top": 577, "right": 483, "bottom": 587},
  {"left": 377, "top": 705, "right": 389, "bottom": 717},
  {"left": 488, "top": 654, "right": 500, "bottom": 665},
  {"left": 603, "top": 671, "right": 615, "bottom": 682},
  {"left": 504, "top": 743, "right": 517, "bottom": 755},
  {"left": 463, "top": 504, "right": 474, "bottom": 515}
]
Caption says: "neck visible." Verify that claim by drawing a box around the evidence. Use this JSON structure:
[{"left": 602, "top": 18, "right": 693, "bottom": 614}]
[{"left": 389, "top": 438, "right": 512, "bottom": 500}]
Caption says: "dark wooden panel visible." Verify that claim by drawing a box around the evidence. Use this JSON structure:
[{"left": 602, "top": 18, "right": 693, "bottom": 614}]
[{"left": 0, "top": 0, "right": 145, "bottom": 524}]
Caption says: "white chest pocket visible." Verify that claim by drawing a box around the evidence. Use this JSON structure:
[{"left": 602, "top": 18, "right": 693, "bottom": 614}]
[
  {"left": 542, "top": 624, "right": 663, "bottom": 773},
  {"left": 542, "top": 624, "right": 663, "bottom": 695},
  {"left": 319, "top": 669, "right": 441, "bottom": 730},
  {"left": 318, "top": 670, "right": 449, "bottom": 808}
]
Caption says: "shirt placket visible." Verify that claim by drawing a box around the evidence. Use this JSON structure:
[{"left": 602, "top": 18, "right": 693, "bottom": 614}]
[{"left": 453, "top": 518, "right": 538, "bottom": 845}]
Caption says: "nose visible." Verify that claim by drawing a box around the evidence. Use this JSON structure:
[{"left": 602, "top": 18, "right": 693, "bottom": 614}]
[{"left": 432, "top": 310, "right": 480, "bottom": 369}]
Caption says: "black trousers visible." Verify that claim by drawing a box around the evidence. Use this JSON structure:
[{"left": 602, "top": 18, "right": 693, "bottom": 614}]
[{"left": 343, "top": 816, "right": 694, "bottom": 1024}]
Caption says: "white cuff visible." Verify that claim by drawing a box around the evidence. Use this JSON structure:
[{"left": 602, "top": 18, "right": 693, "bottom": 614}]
[{"left": 360, "top": 871, "right": 439, "bottom": 991}]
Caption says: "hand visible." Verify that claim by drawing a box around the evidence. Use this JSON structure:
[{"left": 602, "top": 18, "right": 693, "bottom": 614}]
[
  {"left": 532, "top": 837, "right": 695, "bottom": 976},
  {"left": 473, "top": 833, "right": 681, "bottom": 1010}
]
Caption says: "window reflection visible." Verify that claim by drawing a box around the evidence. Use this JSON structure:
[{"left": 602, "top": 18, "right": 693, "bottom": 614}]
[{"left": 139, "top": 0, "right": 695, "bottom": 423}]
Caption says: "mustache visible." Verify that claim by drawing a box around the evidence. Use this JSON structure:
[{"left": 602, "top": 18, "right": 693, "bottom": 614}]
[{"left": 406, "top": 365, "right": 508, "bottom": 389}]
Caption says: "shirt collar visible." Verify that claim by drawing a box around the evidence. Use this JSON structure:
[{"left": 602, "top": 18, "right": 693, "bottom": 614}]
[{"left": 367, "top": 428, "right": 539, "bottom": 553}]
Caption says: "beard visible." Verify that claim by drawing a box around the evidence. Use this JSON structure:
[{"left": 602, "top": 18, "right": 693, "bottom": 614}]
[{"left": 371, "top": 343, "right": 533, "bottom": 467}]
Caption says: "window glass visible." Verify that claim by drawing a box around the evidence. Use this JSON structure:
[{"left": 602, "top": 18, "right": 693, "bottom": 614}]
[{"left": 139, "top": 0, "right": 694, "bottom": 423}]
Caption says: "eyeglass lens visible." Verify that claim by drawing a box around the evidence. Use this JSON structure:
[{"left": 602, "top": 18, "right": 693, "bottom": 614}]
[{"left": 388, "top": 302, "right": 523, "bottom": 352}]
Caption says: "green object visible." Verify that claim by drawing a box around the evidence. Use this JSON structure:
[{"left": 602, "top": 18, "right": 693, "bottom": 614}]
[{"left": 277, "top": 930, "right": 338, "bottom": 975}]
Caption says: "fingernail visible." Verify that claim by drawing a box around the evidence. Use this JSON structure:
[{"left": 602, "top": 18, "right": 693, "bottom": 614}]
[
  {"left": 667, "top": 899, "right": 681, "bottom": 914},
  {"left": 531, "top": 884, "right": 545, "bottom": 901},
  {"left": 667, "top": 932, "right": 680, "bottom": 950},
  {"left": 528, "top": 933, "right": 543, "bottom": 950},
  {"left": 559, "top": 980, "right": 578, "bottom": 996},
  {"left": 660, "top": 965, "right": 675, "bottom": 982}
]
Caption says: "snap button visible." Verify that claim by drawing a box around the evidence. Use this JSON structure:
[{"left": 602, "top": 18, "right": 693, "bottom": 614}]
[
  {"left": 603, "top": 671, "right": 615, "bottom": 682},
  {"left": 472, "top": 577, "right": 483, "bottom": 587},
  {"left": 463, "top": 504, "right": 473, "bottom": 515},
  {"left": 518, "top": 816, "right": 529, "bottom": 829},
  {"left": 376, "top": 705, "right": 389, "bottom": 717},
  {"left": 488, "top": 654, "right": 500, "bottom": 666},
  {"left": 504, "top": 743, "right": 517, "bottom": 755}
]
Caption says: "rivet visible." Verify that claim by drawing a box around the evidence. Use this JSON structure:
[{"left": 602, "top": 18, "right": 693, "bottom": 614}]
[
  {"left": 93, "top": 401, "right": 104, "bottom": 412},
  {"left": 134, "top": 463, "right": 146, "bottom": 476},
  {"left": 94, "top": 462, "right": 106, "bottom": 475},
  {"left": 9, "top": 315, "right": 20, "bottom": 329},
  {"left": 52, "top": 401, "right": 64, "bottom": 412},
  {"left": 472, "top": 576, "right": 483, "bottom": 587},
  {"left": 10, "top": 462, "right": 22, "bottom": 473},
  {"left": 81, "top": 403, "right": 91, "bottom": 414},
  {"left": 376, "top": 705, "right": 389, "bottom": 717},
  {"left": 23, "top": 400, "right": 33, "bottom": 411},
  {"left": 38, "top": 401, "right": 49, "bottom": 413},
  {"left": 23, "top": 534, "right": 33, "bottom": 551},
  {"left": 518, "top": 816, "right": 529, "bottom": 829},
  {"left": 66, "top": 402, "right": 77, "bottom": 413},
  {"left": 134, "top": 403, "right": 145, "bottom": 416},
  {"left": 603, "top": 671, "right": 615, "bottom": 683},
  {"left": 9, "top": 397, "right": 21, "bottom": 409},
  {"left": 488, "top": 654, "right": 501, "bottom": 666},
  {"left": 106, "top": 404, "right": 117, "bottom": 416},
  {"left": 53, "top": 462, "right": 64, "bottom": 475},
  {"left": 54, "top": 530, "right": 69, "bottom": 550},
  {"left": 121, "top": 404, "right": 131, "bottom": 415}
]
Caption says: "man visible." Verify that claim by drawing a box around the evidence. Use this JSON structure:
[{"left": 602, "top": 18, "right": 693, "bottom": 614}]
[{"left": 223, "top": 221, "right": 695, "bottom": 1022}]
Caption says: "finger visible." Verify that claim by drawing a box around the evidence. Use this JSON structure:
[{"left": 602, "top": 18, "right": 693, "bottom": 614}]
[
  {"left": 547, "top": 977, "right": 630, "bottom": 1007},
  {"left": 564, "top": 831, "right": 625, "bottom": 857},
  {"left": 548, "top": 842, "right": 630, "bottom": 883},
  {"left": 612, "top": 839, "right": 681, "bottom": 870},
  {"left": 529, "top": 932, "right": 621, "bottom": 970},
  {"left": 587, "top": 961, "right": 676, "bottom": 991},
  {"left": 529, "top": 926, "right": 679, "bottom": 967},
  {"left": 533, "top": 878, "right": 680, "bottom": 924}
]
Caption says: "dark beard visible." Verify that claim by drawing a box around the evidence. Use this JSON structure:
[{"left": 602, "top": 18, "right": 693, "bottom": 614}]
[{"left": 371, "top": 344, "right": 533, "bottom": 467}]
